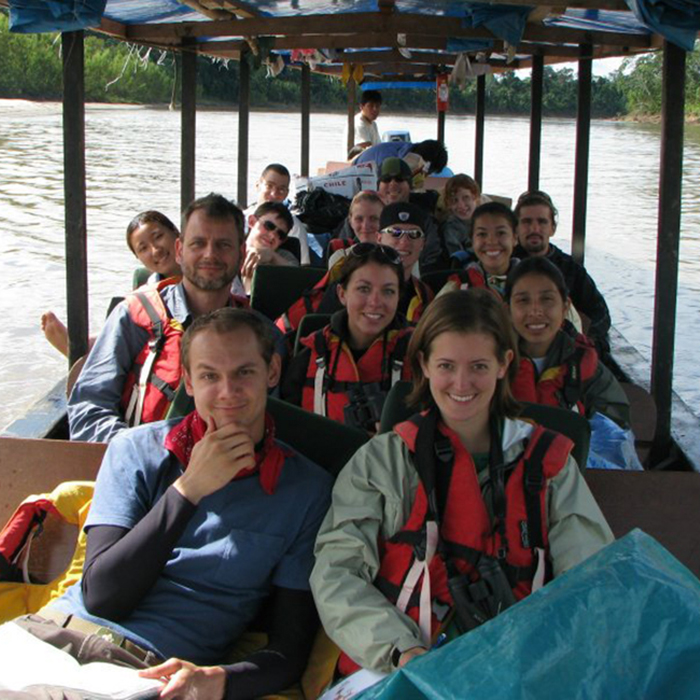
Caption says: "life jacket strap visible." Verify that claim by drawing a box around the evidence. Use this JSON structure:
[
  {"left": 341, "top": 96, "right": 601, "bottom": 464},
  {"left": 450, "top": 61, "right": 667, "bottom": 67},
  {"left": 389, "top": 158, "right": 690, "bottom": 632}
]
[
  {"left": 395, "top": 519, "right": 438, "bottom": 647},
  {"left": 124, "top": 291, "right": 168, "bottom": 427}
]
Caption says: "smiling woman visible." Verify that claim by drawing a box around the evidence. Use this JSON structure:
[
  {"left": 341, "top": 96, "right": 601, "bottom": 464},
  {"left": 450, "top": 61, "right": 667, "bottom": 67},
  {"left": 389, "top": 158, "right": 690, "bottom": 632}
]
[
  {"left": 280, "top": 243, "right": 412, "bottom": 434},
  {"left": 310, "top": 288, "right": 614, "bottom": 676}
]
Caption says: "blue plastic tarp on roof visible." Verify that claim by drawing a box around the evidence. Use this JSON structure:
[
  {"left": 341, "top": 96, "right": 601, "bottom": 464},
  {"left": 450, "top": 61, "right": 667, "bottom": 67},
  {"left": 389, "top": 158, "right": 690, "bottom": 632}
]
[
  {"left": 355, "top": 530, "right": 700, "bottom": 700},
  {"left": 625, "top": 0, "right": 700, "bottom": 50},
  {"left": 545, "top": 8, "right": 651, "bottom": 34},
  {"left": 9, "top": 0, "right": 108, "bottom": 33},
  {"left": 102, "top": 0, "right": 205, "bottom": 25},
  {"left": 461, "top": 3, "right": 533, "bottom": 46},
  {"left": 362, "top": 81, "right": 435, "bottom": 90}
]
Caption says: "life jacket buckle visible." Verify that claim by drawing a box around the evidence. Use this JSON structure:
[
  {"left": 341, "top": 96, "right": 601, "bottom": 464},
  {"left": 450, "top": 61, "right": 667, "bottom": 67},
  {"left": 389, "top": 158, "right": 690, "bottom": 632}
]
[{"left": 434, "top": 440, "right": 453, "bottom": 464}]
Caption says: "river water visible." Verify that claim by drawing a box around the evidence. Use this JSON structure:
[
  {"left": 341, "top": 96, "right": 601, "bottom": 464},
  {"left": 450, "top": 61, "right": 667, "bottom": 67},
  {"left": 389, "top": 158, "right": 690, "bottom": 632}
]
[{"left": 0, "top": 100, "right": 699, "bottom": 431}]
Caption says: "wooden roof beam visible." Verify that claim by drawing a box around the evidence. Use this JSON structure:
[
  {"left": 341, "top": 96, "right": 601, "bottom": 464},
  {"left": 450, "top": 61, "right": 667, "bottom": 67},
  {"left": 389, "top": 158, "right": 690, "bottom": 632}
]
[
  {"left": 483, "top": 0, "right": 629, "bottom": 8},
  {"left": 126, "top": 12, "right": 652, "bottom": 49}
]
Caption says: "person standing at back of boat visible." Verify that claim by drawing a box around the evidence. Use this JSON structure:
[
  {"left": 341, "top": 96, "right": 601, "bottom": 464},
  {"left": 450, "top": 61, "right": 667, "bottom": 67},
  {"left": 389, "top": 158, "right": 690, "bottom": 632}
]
[
  {"left": 244, "top": 163, "right": 311, "bottom": 265},
  {"left": 344, "top": 89, "right": 382, "bottom": 157},
  {"left": 513, "top": 191, "right": 612, "bottom": 358},
  {"left": 68, "top": 193, "right": 252, "bottom": 444}
]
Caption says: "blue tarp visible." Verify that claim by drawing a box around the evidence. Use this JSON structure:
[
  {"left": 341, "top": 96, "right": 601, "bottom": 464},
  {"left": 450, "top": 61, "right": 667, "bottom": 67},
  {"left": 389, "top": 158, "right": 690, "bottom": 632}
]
[
  {"left": 9, "top": 0, "right": 108, "bottom": 33},
  {"left": 625, "top": 0, "right": 700, "bottom": 51},
  {"left": 356, "top": 530, "right": 700, "bottom": 700},
  {"left": 461, "top": 3, "right": 533, "bottom": 46}
]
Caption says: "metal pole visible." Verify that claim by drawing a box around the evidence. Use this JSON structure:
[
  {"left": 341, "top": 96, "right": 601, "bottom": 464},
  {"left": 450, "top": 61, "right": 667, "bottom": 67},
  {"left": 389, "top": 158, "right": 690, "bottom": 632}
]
[
  {"left": 62, "top": 31, "right": 89, "bottom": 367},
  {"left": 572, "top": 43, "right": 592, "bottom": 265},
  {"left": 474, "top": 74, "right": 485, "bottom": 189},
  {"left": 301, "top": 63, "right": 311, "bottom": 177},
  {"left": 346, "top": 76, "right": 356, "bottom": 159},
  {"left": 651, "top": 40, "right": 686, "bottom": 460},
  {"left": 528, "top": 54, "right": 544, "bottom": 191},
  {"left": 437, "top": 110, "right": 446, "bottom": 145},
  {"left": 237, "top": 52, "right": 250, "bottom": 207},
  {"left": 181, "top": 45, "right": 197, "bottom": 212}
]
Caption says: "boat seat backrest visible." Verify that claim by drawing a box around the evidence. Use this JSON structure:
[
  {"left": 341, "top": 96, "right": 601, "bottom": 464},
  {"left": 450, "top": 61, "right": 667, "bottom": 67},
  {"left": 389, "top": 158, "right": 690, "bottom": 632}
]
[
  {"left": 250, "top": 265, "right": 327, "bottom": 321},
  {"left": 267, "top": 396, "right": 368, "bottom": 478},
  {"left": 620, "top": 382, "right": 657, "bottom": 467}
]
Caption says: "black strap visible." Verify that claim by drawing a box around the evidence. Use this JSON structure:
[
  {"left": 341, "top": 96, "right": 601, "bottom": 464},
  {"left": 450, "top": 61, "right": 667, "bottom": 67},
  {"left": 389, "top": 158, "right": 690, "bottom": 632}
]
[
  {"left": 522, "top": 429, "right": 557, "bottom": 551},
  {"left": 412, "top": 409, "right": 450, "bottom": 524},
  {"left": 487, "top": 414, "right": 509, "bottom": 559},
  {"left": 561, "top": 346, "right": 586, "bottom": 409}
]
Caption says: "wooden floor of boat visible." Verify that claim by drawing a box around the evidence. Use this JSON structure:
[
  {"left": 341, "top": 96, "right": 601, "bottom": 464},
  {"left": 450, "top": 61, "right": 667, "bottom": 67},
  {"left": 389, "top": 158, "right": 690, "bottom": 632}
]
[{"left": 1, "top": 437, "right": 699, "bottom": 579}]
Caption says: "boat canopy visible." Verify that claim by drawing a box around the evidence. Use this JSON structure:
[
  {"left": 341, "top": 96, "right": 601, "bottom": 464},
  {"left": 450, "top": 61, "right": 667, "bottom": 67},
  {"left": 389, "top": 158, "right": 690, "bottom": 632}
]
[{"left": 4, "top": 0, "right": 699, "bottom": 80}]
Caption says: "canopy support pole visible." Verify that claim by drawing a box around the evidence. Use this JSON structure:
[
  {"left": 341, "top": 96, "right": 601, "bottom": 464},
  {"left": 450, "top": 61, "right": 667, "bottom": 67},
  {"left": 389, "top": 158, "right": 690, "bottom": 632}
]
[
  {"left": 346, "top": 77, "right": 356, "bottom": 159},
  {"left": 651, "top": 40, "right": 686, "bottom": 462},
  {"left": 528, "top": 54, "right": 544, "bottom": 192},
  {"left": 181, "top": 45, "right": 197, "bottom": 212},
  {"left": 62, "top": 31, "right": 88, "bottom": 367},
  {"left": 437, "top": 110, "right": 445, "bottom": 145},
  {"left": 572, "top": 43, "right": 592, "bottom": 265},
  {"left": 301, "top": 64, "right": 311, "bottom": 177},
  {"left": 237, "top": 53, "right": 250, "bottom": 207},
  {"left": 474, "top": 74, "right": 485, "bottom": 189}
]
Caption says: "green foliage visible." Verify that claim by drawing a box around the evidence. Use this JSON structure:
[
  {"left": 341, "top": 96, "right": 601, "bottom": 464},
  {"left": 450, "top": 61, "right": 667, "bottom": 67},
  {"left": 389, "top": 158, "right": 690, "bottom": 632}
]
[{"left": 615, "top": 41, "right": 700, "bottom": 117}]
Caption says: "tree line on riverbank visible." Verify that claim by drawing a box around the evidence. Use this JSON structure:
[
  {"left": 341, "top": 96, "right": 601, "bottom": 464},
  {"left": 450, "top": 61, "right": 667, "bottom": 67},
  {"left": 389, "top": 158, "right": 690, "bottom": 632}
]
[{"left": 1, "top": 12, "right": 698, "bottom": 119}]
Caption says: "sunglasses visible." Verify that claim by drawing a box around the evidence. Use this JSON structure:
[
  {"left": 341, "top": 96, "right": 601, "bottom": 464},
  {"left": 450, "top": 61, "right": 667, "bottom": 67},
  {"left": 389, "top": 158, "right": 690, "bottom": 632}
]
[
  {"left": 348, "top": 242, "right": 402, "bottom": 265},
  {"left": 379, "top": 175, "right": 409, "bottom": 185},
  {"left": 380, "top": 227, "right": 424, "bottom": 240},
  {"left": 261, "top": 219, "right": 288, "bottom": 239}
]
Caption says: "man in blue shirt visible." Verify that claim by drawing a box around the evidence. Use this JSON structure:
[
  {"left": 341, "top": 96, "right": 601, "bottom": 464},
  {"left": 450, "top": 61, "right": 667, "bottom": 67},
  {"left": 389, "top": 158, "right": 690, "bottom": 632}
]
[{"left": 10, "top": 307, "right": 332, "bottom": 699}]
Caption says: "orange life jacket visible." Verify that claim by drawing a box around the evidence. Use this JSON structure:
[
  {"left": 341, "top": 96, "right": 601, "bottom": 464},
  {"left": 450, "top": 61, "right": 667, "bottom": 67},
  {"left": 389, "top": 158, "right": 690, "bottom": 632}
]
[
  {"left": 511, "top": 331, "right": 599, "bottom": 415},
  {"left": 121, "top": 279, "right": 248, "bottom": 427},
  {"left": 337, "top": 411, "right": 571, "bottom": 675},
  {"left": 274, "top": 271, "right": 339, "bottom": 336},
  {"left": 299, "top": 316, "right": 412, "bottom": 427}
]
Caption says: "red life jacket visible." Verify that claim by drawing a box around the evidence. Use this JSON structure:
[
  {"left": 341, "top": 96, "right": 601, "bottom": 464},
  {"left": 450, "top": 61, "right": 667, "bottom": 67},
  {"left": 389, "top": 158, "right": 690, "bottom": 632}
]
[
  {"left": 299, "top": 318, "right": 412, "bottom": 427},
  {"left": 121, "top": 279, "right": 248, "bottom": 428},
  {"left": 442, "top": 261, "right": 515, "bottom": 300},
  {"left": 274, "top": 270, "right": 339, "bottom": 335},
  {"left": 337, "top": 411, "right": 571, "bottom": 675},
  {"left": 511, "top": 332, "right": 599, "bottom": 415}
]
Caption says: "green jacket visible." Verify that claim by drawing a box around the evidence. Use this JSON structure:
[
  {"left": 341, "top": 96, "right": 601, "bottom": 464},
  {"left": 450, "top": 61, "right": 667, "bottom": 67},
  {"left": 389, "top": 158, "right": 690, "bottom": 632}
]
[{"left": 310, "top": 418, "right": 614, "bottom": 672}]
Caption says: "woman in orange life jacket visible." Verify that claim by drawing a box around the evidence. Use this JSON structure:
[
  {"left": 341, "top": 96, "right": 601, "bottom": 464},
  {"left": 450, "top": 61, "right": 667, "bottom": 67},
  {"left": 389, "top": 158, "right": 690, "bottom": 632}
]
[
  {"left": 506, "top": 256, "right": 630, "bottom": 430},
  {"left": 310, "top": 289, "right": 613, "bottom": 675},
  {"left": 439, "top": 201, "right": 519, "bottom": 300},
  {"left": 41, "top": 210, "right": 182, "bottom": 358},
  {"left": 280, "top": 243, "right": 413, "bottom": 435}
]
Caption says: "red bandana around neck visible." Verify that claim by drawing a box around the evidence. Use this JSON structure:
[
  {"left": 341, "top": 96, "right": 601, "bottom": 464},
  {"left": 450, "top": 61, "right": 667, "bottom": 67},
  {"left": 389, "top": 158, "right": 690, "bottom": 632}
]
[{"left": 164, "top": 411, "right": 289, "bottom": 495}]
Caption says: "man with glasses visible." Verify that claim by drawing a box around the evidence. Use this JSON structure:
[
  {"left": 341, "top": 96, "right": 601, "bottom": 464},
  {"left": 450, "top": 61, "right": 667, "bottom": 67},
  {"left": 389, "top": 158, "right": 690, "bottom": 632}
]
[
  {"left": 378, "top": 202, "right": 435, "bottom": 323},
  {"left": 241, "top": 202, "right": 298, "bottom": 295},
  {"left": 377, "top": 158, "right": 447, "bottom": 272},
  {"left": 245, "top": 163, "right": 311, "bottom": 265}
]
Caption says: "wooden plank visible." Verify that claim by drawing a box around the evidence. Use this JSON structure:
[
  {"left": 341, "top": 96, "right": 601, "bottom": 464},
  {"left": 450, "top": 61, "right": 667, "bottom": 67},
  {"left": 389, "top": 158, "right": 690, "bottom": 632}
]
[
  {"left": 651, "top": 40, "right": 685, "bottom": 458},
  {"left": 586, "top": 470, "right": 700, "bottom": 579},
  {"left": 126, "top": 13, "right": 652, "bottom": 50},
  {"left": 62, "top": 31, "right": 89, "bottom": 368},
  {"left": 0, "top": 438, "right": 106, "bottom": 525}
]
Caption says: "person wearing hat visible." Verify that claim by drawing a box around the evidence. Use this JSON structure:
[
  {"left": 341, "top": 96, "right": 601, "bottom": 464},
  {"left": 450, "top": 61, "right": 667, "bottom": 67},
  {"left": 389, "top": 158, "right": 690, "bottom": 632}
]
[
  {"left": 376, "top": 158, "right": 448, "bottom": 273},
  {"left": 241, "top": 201, "right": 298, "bottom": 295},
  {"left": 378, "top": 202, "right": 435, "bottom": 324}
]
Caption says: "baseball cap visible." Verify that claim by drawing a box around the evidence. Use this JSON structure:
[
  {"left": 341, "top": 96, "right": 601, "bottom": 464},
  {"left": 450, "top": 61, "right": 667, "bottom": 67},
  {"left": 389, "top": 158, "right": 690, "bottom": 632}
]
[
  {"left": 379, "top": 202, "right": 428, "bottom": 232},
  {"left": 379, "top": 157, "right": 413, "bottom": 182}
]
